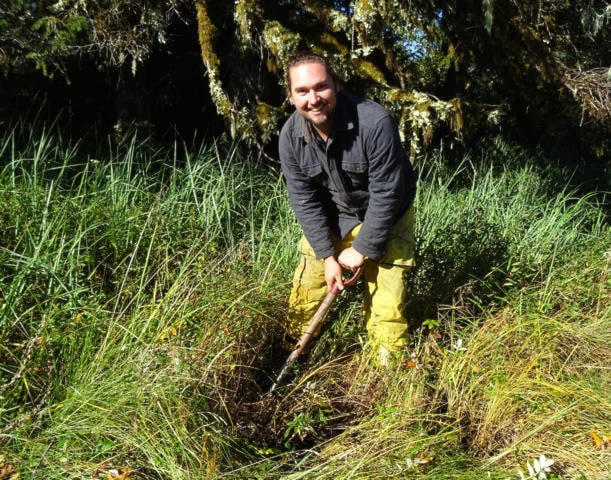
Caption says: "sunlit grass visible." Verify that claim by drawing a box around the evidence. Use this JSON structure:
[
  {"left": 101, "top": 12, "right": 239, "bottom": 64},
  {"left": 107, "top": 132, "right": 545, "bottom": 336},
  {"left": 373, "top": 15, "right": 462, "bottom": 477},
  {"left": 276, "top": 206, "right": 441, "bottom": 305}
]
[{"left": 1, "top": 126, "right": 608, "bottom": 479}]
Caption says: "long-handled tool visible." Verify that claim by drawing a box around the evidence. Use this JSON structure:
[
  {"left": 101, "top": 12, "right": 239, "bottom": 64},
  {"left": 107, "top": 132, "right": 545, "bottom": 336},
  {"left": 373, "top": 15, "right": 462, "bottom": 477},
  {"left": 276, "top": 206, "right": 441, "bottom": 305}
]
[{"left": 268, "top": 267, "right": 363, "bottom": 393}]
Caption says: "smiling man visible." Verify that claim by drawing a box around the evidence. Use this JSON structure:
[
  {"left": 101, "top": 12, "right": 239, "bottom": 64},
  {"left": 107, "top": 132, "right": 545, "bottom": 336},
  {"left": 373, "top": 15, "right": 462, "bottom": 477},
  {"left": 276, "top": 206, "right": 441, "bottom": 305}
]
[{"left": 279, "top": 51, "right": 417, "bottom": 366}]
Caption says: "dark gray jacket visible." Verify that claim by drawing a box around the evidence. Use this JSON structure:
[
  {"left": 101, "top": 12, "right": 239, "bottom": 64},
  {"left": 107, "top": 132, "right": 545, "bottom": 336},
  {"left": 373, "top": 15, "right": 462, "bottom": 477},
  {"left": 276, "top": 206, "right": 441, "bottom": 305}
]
[{"left": 279, "top": 92, "right": 416, "bottom": 261}]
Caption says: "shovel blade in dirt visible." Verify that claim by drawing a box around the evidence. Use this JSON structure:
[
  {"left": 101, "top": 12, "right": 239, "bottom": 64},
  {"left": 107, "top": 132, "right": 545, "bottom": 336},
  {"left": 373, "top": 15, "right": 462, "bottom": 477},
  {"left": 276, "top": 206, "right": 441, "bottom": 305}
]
[{"left": 268, "top": 267, "right": 362, "bottom": 394}]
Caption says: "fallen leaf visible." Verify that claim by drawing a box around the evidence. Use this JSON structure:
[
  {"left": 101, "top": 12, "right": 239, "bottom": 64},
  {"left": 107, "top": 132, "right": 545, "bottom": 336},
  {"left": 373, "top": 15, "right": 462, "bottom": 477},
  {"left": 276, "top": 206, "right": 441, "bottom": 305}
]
[
  {"left": 107, "top": 467, "right": 133, "bottom": 480},
  {"left": 0, "top": 462, "right": 15, "bottom": 479},
  {"left": 591, "top": 430, "right": 602, "bottom": 448}
]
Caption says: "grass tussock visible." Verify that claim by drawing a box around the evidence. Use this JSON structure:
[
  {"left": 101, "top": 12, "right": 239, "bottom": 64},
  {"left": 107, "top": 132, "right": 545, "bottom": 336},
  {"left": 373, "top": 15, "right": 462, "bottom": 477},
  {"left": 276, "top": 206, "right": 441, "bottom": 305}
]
[{"left": 0, "top": 126, "right": 608, "bottom": 479}]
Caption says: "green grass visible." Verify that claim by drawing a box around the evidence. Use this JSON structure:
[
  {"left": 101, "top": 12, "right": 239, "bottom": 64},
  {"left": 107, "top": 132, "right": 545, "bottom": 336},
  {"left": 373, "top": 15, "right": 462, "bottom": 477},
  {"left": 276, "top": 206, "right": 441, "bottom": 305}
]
[{"left": 0, "top": 127, "right": 608, "bottom": 479}]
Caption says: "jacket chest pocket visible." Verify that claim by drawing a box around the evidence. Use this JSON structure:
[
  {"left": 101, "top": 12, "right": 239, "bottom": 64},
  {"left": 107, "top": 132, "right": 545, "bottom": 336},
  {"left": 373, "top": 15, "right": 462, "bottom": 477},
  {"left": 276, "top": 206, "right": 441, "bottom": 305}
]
[
  {"left": 301, "top": 161, "right": 323, "bottom": 178},
  {"left": 299, "top": 148, "right": 326, "bottom": 183},
  {"left": 340, "top": 158, "right": 369, "bottom": 190}
]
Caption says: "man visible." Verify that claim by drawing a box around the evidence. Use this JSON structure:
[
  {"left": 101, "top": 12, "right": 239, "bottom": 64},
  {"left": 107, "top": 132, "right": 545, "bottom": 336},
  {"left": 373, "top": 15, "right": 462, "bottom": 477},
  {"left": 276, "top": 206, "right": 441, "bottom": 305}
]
[{"left": 278, "top": 51, "right": 417, "bottom": 366}]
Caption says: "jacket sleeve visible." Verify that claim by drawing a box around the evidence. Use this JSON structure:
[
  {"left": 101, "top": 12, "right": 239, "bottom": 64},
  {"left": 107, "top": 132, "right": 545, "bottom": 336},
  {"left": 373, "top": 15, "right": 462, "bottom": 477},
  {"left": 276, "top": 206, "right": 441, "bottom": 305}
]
[
  {"left": 279, "top": 129, "right": 336, "bottom": 260},
  {"left": 351, "top": 114, "right": 415, "bottom": 260}
]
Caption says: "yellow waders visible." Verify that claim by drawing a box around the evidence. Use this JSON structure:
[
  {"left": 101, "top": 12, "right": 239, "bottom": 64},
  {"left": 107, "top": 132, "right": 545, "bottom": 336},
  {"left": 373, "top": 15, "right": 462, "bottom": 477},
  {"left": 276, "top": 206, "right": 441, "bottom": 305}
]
[{"left": 287, "top": 206, "right": 415, "bottom": 351}]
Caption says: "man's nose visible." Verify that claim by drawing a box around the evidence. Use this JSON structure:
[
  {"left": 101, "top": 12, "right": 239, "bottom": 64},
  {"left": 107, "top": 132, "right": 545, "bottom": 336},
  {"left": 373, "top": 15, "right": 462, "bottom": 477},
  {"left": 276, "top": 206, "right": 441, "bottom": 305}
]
[{"left": 307, "top": 90, "right": 319, "bottom": 103}]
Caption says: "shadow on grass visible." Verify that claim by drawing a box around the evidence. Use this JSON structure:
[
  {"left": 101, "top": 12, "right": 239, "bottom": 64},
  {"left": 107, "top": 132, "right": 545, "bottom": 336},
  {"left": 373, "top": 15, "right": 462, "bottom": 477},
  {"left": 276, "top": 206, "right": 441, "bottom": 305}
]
[{"left": 405, "top": 218, "right": 509, "bottom": 329}]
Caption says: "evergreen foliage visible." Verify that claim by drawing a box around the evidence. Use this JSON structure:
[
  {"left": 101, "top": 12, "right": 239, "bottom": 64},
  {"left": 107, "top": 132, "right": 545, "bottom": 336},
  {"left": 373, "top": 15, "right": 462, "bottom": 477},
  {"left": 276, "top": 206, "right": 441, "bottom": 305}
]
[{"left": 0, "top": 1, "right": 608, "bottom": 159}]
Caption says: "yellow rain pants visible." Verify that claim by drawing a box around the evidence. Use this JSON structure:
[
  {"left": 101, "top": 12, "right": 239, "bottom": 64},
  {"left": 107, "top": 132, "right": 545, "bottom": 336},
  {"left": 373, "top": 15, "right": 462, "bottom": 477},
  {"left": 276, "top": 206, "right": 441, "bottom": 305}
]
[{"left": 287, "top": 206, "right": 415, "bottom": 350}]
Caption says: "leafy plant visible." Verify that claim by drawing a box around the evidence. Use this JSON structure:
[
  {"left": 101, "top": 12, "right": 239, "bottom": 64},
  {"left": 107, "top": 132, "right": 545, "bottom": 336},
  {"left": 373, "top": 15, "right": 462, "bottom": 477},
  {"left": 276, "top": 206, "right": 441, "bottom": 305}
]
[
  {"left": 422, "top": 318, "right": 440, "bottom": 330},
  {"left": 284, "top": 409, "right": 330, "bottom": 444}
]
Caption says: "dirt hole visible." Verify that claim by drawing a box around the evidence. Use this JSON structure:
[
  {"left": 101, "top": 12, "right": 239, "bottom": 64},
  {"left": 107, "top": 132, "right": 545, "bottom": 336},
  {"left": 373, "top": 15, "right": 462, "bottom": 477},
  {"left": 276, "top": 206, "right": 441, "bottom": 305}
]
[{"left": 210, "top": 325, "right": 381, "bottom": 451}]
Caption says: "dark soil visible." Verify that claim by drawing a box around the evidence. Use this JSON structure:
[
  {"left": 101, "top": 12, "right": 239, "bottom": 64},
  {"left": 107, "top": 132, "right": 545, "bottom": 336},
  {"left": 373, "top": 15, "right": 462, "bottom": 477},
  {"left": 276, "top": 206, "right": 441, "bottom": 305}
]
[{"left": 210, "top": 325, "right": 381, "bottom": 451}]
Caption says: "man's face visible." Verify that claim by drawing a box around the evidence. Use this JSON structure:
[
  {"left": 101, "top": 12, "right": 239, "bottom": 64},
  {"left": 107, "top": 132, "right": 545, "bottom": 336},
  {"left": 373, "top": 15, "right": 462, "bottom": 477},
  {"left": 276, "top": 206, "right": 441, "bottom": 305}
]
[{"left": 288, "top": 61, "right": 339, "bottom": 136}]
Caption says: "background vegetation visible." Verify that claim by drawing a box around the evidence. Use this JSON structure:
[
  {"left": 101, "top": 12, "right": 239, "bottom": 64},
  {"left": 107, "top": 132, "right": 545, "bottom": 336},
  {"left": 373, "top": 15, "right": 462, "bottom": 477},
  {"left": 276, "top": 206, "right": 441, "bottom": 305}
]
[{"left": 1, "top": 1, "right": 609, "bottom": 162}]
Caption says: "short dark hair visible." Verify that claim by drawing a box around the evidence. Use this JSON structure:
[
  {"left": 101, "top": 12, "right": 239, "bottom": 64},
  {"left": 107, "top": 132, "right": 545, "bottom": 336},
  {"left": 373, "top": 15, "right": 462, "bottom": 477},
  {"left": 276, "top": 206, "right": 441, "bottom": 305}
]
[{"left": 286, "top": 51, "right": 340, "bottom": 90}]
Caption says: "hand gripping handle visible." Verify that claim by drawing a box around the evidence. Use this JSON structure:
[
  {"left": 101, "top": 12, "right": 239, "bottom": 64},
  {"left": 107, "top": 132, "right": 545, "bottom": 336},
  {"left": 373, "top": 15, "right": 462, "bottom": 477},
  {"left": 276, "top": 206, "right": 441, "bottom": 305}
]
[{"left": 329, "top": 265, "right": 363, "bottom": 295}]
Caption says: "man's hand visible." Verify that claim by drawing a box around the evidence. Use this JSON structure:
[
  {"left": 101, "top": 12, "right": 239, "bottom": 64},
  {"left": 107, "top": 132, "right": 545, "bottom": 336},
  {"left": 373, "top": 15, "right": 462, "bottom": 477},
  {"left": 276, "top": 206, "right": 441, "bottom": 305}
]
[
  {"left": 323, "top": 255, "right": 344, "bottom": 291},
  {"left": 338, "top": 247, "right": 365, "bottom": 272}
]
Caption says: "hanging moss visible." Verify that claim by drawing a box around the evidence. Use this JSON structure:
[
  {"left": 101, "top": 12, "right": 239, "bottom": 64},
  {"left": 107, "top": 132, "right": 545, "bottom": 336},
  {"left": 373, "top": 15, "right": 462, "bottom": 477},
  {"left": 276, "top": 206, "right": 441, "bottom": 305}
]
[
  {"left": 353, "top": 58, "right": 388, "bottom": 85},
  {"left": 318, "top": 32, "right": 349, "bottom": 55},
  {"left": 262, "top": 21, "right": 301, "bottom": 76},
  {"left": 302, "top": 0, "right": 350, "bottom": 32},
  {"left": 195, "top": 0, "right": 219, "bottom": 72},
  {"left": 352, "top": 0, "right": 387, "bottom": 45},
  {"left": 383, "top": 88, "right": 458, "bottom": 155},
  {"left": 193, "top": 0, "right": 463, "bottom": 150},
  {"left": 384, "top": 88, "right": 416, "bottom": 104},
  {"left": 195, "top": 1, "right": 240, "bottom": 137},
  {"left": 234, "top": 0, "right": 261, "bottom": 47},
  {"left": 208, "top": 76, "right": 232, "bottom": 117},
  {"left": 449, "top": 97, "right": 464, "bottom": 135},
  {"left": 256, "top": 102, "right": 284, "bottom": 143},
  {"left": 235, "top": 106, "right": 257, "bottom": 141},
  {"left": 352, "top": 0, "right": 381, "bottom": 26}
]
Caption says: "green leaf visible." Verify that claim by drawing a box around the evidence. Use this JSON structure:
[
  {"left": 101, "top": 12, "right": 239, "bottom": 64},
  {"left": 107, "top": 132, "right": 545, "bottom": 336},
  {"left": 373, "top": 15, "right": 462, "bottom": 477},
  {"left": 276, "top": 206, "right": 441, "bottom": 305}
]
[{"left": 66, "top": 15, "right": 89, "bottom": 34}]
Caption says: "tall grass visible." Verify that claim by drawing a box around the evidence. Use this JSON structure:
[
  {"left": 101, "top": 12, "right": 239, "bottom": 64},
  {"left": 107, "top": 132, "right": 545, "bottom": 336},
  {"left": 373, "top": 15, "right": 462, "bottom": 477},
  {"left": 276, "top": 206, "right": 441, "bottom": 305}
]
[
  {"left": 1, "top": 126, "right": 608, "bottom": 479},
  {"left": 248, "top": 149, "right": 608, "bottom": 480},
  {"left": 0, "top": 128, "right": 295, "bottom": 478}
]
